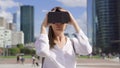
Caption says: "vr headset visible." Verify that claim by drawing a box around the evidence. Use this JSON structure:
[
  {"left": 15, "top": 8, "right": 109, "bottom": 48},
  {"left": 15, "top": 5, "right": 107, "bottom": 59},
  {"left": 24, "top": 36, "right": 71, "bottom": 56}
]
[{"left": 48, "top": 12, "right": 70, "bottom": 23}]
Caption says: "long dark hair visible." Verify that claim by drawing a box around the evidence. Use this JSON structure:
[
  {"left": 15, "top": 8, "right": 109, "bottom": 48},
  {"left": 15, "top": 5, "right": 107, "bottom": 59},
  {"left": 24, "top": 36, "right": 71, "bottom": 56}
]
[{"left": 48, "top": 6, "right": 63, "bottom": 48}]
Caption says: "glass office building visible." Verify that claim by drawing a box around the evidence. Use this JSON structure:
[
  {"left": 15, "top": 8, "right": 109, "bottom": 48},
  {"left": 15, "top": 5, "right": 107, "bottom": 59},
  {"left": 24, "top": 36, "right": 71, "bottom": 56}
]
[
  {"left": 93, "top": 0, "right": 120, "bottom": 53},
  {"left": 87, "top": 0, "right": 98, "bottom": 53},
  {"left": 20, "top": 5, "right": 34, "bottom": 43},
  {"left": 87, "top": 0, "right": 93, "bottom": 45}
]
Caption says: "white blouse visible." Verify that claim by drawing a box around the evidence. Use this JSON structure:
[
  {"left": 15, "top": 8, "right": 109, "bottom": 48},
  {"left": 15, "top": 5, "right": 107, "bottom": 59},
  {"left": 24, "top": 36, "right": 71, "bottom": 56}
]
[{"left": 35, "top": 30, "right": 92, "bottom": 68}]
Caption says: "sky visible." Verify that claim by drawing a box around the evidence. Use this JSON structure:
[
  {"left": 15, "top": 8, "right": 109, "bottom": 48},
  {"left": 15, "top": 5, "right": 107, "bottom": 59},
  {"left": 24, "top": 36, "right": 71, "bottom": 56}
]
[{"left": 0, "top": 0, "right": 88, "bottom": 38}]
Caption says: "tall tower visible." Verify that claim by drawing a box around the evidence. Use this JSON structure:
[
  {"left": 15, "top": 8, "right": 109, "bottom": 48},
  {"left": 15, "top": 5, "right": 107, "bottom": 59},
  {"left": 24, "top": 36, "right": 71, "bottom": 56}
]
[
  {"left": 94, "top": 0, "right": 120, "bottom": 53},
  {"left": 13, "top": 13, "right": 17, "bottom": 24},
  {"left": 20, "top": 5, "right": 34, "bottom": 44},
  {"left": 87, "top": 0, "right": 93, "bottom": 45},
  {"left": 87, "top": 0, "right": 97, "bottom": 53}
]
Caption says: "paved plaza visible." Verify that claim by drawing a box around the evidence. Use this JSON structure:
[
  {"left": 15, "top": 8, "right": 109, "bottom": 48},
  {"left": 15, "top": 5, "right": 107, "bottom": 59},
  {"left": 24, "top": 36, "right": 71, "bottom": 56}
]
[{"left": 0, "top": 58, "right": 120, "bottom": 68}]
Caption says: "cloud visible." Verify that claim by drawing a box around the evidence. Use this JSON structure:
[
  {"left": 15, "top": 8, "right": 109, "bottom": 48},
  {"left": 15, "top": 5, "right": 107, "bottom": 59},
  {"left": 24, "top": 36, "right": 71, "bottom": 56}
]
[
  {"left": 0, "top": 0, "right": 20, "bottom": 10},
  {"left": 0, "top": 11, "right": 13, "bottom": 22},
  {"left": 41, "top": 9, "right": 48, "bottom": 13},
  {"left": 57, "top": 0, "right": 87, "bottom": 7},
  {"left": 0, "top": 0, "right": 21, "bottom": 22}
]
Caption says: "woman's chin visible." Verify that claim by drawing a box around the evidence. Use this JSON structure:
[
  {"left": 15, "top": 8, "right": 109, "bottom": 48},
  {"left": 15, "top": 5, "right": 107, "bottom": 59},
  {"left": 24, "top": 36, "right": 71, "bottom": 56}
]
[{"left": 55, "top": 30, "right": 63, "bottom": 34}]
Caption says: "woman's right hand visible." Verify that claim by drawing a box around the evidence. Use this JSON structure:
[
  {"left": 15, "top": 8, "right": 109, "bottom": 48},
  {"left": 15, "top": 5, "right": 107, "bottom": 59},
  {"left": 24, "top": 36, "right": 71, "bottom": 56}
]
[
  {"left": 42, "top": 13, "right": 49, "bottom": 27},
  {"left": 41, "top": 13, "right": 49, "bottom": 34}
]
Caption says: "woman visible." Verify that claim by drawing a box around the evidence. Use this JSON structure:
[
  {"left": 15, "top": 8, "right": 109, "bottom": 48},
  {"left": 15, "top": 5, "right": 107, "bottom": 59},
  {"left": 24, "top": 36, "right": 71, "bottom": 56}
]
[{"left": 35, "top": 7, "right": 92, "bottom": 68}]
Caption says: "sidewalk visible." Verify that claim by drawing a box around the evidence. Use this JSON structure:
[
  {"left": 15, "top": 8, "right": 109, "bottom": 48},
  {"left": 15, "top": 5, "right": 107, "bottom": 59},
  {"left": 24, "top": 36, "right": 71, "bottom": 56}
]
[
  {"left": 0, "top": 62, "right": 120, "bottom": 68},
  {"left": 0, "top": 58, "right": 120, "bottom": 68},
  {"left": 0, "top": 58, "right": 119, "bottom": 64},
  {"left": 105, "top": 57, "right": 119, "bottom": 62},
  {"left": 76, "top": 58, "right": 119, "bottom": 63}
]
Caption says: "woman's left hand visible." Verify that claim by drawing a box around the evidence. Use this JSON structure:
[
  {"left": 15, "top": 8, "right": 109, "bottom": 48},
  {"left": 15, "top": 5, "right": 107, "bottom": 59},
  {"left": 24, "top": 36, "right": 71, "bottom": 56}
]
[{"left": 68, "top": 11, "right": 80, "bottom": 33}]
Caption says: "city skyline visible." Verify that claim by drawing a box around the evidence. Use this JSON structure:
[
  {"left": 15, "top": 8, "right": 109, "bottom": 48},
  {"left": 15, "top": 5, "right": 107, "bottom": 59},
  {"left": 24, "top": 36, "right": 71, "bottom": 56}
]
[{"left": 0, "top": 0, "right": 89, "bottom": 39}]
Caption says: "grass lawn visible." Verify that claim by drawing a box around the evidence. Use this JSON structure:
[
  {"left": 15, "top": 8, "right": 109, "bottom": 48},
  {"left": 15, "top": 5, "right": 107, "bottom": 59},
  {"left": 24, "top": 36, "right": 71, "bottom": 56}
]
[
  {"left": 78, "top": 55, "right": 101, "bottom": 59},
  {"left": 0, "top": 55, "right": 32, "bottom": 58},
  {"left": 0, "top": 55, "right": 101, "bottom": 59}
]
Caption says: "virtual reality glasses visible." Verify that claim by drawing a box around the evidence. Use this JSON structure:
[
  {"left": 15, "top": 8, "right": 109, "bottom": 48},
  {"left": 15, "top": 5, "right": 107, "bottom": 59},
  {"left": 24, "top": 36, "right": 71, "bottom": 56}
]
[{"left": 48, "top": 12, "right": 70, "bottom": 23}]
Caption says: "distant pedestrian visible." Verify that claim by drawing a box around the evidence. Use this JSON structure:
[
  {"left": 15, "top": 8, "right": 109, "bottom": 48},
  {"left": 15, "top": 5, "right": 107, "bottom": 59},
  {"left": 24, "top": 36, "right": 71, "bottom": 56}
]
[
  {"left": 20, "top": 56, "right": 25, "bottom": 64},
  {"left": 32, "top": 55, "right": 39, "bottom": 67},
  {"left": 108, "top": 53, "right": 112, "bottom": 58},
  {"left": 101, "top": 53, "right": 106, "bottom": 59},
  {"left": 37, "top": 56, "right": 40, "bottom": 60},
  {"left": 32, "top": 56, "right": 36, "bottom": 67},
  {"left": 16, "top": 55, "right": 20, "bottom": 63}
]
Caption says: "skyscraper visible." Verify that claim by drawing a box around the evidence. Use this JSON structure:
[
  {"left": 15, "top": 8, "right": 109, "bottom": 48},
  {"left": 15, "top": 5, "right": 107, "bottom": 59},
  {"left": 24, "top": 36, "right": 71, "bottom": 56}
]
[
  {"left": 87, "top": 0, "right": 97, "bottom": 53},
  {"left": 20, "top": 5, "right": 34, "bottom": 43},
  {"left": 87, "top": 0, "right": 93, "bottom": 45},
  {"left": 93, "top": 0, "right": 120, "bottom": 53},
  {"left": 13, "top": 13, "right": 17, "bottom": 24}
]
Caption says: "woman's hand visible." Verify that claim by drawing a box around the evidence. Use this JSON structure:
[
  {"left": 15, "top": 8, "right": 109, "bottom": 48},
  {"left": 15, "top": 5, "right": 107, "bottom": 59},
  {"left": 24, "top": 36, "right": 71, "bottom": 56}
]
[
  {"left": 41, "top": 13, "right": 49, "bottom": 34},
  {"left": 68, "top": 11, "right": 80, "bottom": 33},
  {"left": 68, "top": 12, "right": 76, "bottom": 25}
]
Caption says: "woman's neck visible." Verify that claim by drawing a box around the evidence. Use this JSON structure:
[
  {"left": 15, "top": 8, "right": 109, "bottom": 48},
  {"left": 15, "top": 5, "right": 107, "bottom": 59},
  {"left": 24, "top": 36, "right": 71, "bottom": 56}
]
[
  {"left": 54, "top": 32, "right": 67, "bottom": 49},
  {"left": 54, "top": 33, "right": 65, "bottom": 41}
]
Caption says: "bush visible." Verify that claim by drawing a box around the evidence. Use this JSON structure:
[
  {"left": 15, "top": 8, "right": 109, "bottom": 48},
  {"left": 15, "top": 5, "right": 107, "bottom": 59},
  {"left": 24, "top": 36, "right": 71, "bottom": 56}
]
[
  {"left": 20, "top": 48, "right": 35, "bottom": 55},
  {"left": 17, "top": 44, "right": 24, "bottom": 49},
  {"left": 31, "top": 49, "right": 36, "bottom": 55},
  {"left": 9, "top": 48, "right": 20, "bottom": 55}
]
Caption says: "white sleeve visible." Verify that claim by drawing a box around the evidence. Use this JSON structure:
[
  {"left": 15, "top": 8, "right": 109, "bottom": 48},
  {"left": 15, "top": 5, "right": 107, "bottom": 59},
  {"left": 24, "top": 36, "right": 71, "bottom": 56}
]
[
  {"left": 34, "top": 34, "right": 50, "bottom": 57},
  {"left": 72, "top": 29, "right": 92, "bottom": 55}
]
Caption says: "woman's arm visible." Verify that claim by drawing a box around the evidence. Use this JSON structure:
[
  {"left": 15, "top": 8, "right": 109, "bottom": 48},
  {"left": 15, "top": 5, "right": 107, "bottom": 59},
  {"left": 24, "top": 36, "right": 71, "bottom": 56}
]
[
  {"left": 69, "top": 12, "right": 92, "bottom": 55},
  {"left": 69, "top": 12, "right": 80, "bottom": 33},
  {"left": 41, "top": 14, "right": 49, "bottom": 34},
  {"left": 35, "top": 15, "right": 50, "bottom": 57},
  {"left": 72, "top": 30, "right": 92, "bottom": 55}
]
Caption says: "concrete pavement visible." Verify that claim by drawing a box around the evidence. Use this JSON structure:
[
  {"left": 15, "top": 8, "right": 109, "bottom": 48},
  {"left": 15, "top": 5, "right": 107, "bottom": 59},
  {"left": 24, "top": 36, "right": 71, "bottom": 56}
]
[
  {"left": 0, "top": 63, "right": 120, "bottom": 68},
  {"left": 77, "top": 63, "right": 120, "bottom": 68},
  {"left": 0, "top": 58, "right": 120, "bottom": 68}
]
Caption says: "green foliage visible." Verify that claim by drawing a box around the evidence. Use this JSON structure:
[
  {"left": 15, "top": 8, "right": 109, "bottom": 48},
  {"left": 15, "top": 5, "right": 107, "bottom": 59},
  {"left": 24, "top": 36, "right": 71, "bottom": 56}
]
[
  {"left": 78, "top": 55, "right": 101, "bottom": 59},
  {"left": 20, "top": 48, "right": 35, "bottom": 55},
  {"left": 21, "top": 48, "right": 31, "bottom": 54},
  {"left": 16, "top": 44, "right": 35, "bottom": 55},
  {"left": 9, "top": 47, "right": 20, "bottom": 55},
  {"left": 17, "top": 44, "right": 24, "bottom": 49},
  {"left": 0, "top": 55, "right": 32, "bottom": 58},
  {"left": 31, "top": 49, "right": 35, "bottom": 54}
]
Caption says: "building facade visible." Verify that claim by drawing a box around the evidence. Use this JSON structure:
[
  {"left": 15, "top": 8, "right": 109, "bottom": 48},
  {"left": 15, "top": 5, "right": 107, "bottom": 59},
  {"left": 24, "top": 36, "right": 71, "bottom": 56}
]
[
  {"left": 0, "top": 17, "right": 6, "bottom": 28},
  {"left": 0, "top": 17, "right": 24, "bottom": 48},
  {"left": 0, "top": 28, "right": 12, "bottom": 48},
  {"left": 0, "top": 27, "right": 5, "bottom": 47},
  {"left": 93, "top": 0, "right": 120, "bottom": 53},
  {"left": 20, "top": 5, "right": 34, "bottom": 43},
  {"left": 12, "top": 31, "right": 24, "bottom": 46}
]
